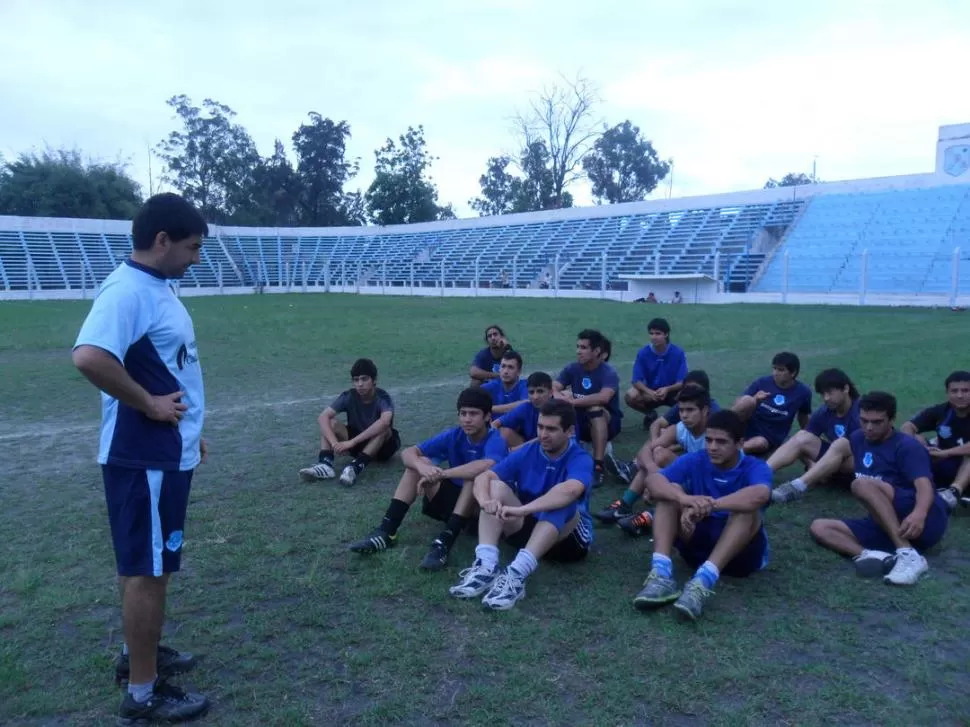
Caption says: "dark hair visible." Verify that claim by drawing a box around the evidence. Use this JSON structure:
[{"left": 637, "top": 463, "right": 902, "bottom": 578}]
[
  {"left": 501, "top": 350, "right": 523, "bottom": 369},
  {"left": 647, "top": 317, "right": 671, "bottom": 339},
  {"left": 814, "top": 368, "right": 859, "bottom": 399},
  {"left": 859, "top": 391, "right": 897, "bottom": 420},
  {"left": 771, "top": 351, "right": 801, "bottom": 377},
  {"left": 684, "top": 369, "right": 711, "bottom": 391},
  {"left": 600, "top": 336, "right": 612, "bottom": 362},
  {"left": 350, "top": 358, "right": 378, "bottom": 380},
  {"left": 706, "top": 410, "right": 745, "bottom": 441},
  {"left": 526, "top": 371, "right": 553, "bottom": 389},
  {"left": 131, "top": 193, "right": 208, "bottom": 251},
  {"left": 484, "top": 325, "right": 506, "bottom": 343},
  {"left": 457, "top": 387, "right": 493, "bottom": 415},
  {"left": 539, "top": 398, "right": 576, "bottom": 431},
  {"left": 677, "top": 384, "right": 711, "bottom": 409},
  {"left": 577, "top": 329, "right": 606, "bottom": 352},
  {"left": 945, "top": 371, "right": 970, "bottom": 388}
]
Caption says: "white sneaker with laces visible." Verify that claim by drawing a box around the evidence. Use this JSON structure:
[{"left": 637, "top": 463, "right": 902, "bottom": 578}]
[
  {"left": 299, "top": 462, "right": 335, "bottom": 481},
  {"left": 481, "top": 568, "right": 526, "bottom": 611},
  {"left": 937, "top": 487, "right": 958, "bottom": 512},
  {"left": 884, "top": 548, "right": 928, "bottom": 585},
  {"left": 449, "top": 560, "right": 498, "bottom": 599},
  {"left": 339, "top": 465, "right": 357, "bottom": 486},
  {"left": 853, "top": 549, "right": 895, "bottom": 578}
]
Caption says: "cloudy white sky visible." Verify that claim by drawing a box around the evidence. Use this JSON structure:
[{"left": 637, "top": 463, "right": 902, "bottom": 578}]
[{"left": 2, "top": 0, "right": 968, "bottom": 217}]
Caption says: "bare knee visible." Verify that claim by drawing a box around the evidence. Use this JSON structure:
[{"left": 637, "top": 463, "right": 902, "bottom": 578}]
[
  {"left": 624, "top": 389, "right": 640, "bottom": 407},
  {"left": 809, "top": 517, "right": 837, "bottom": 544}
]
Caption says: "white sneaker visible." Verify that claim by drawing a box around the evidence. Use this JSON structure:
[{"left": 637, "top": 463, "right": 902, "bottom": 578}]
[
  {"left": 884, "top": 548, "right": 928, "bottom": 585},
  {"left": 852, "top": 549, "right": 895, "bottom": 578},
  {"left": 448, "top": 560, "right": 498, "bottom": 599},
  {"left": 339, "top": 465, "right": 357, "bottom": 487},
  {"left": 299, "top": 462, "right": 335, "bottom": 481},
  {"left": 937, "top": 487, "right": 959, "bottom": 512},
  {"left": 481, "top": 568, "right": 527, "bottom": 611}
]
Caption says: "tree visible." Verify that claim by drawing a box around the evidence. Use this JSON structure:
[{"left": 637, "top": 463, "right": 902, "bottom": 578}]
[
  {"left": 0, "top": 148, "right": 142, "bottom": 219},
  {"left": 231, "top": 139, "right": 300, "bottom": 227},
  {"left": 365, "top": 126, "right": 452, "bottom": 225},
  {"left": 764, "top": 172, "right": 816, "bottom": 189},
  {"left": 469, "top": 142, "right": 573, "bottom": 216},
  {"left": 156, "top": 95, "right": 260, "bottom": 223},
  {"left": 583, "top": 121, "right": 670, "bottom": 204},
  {"left": 469, "top": 155, "right": 522, "bottom": 216},
  {"left": 291, "top": 113, "right": 362, "bottom": 226},
  {"left": 513, "top": 74, "right": 601, "bottom": 208}
]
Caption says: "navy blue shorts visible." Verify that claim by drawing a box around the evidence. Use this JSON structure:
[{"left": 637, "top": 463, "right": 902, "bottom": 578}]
[
  {"left": 743, "top": 421, "right": 784, "bottom": 452},
  {"left": 103, "top": 465, "right": 194, "bottom": 577},
  {"left": 844, "top": 487, "right": 949, "bottom": 553},
  {"left": 932, "top": 457, "right": 961, "bottom": 487},
  {"left": 577, "top": 411, "right": 621, "bottom": 443},
  {"left": 505, "top": 513, "right": 590, "bottom": 562},
  {"left": 675, "top": 517, "right": 769, "bottom": 577}
]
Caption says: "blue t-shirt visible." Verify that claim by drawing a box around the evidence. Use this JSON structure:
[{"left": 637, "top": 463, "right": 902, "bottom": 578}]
[
  {"left": 491, "top": 439, "right": 595, "bottom": 540},
  {"left": 849, "top": 429, "right": 933, "bottom": 490},
  {"left": 417, "top": 426, "right": 509, "bottom": 487},
  {"left": 73, "top": 260, "right": 204, "bottom": 471},
  {"left": 806, "top": 400, "right": 861, "bottom": 443},
  {"left": 482, "top": 378, "right": 528, "bottom": 406},
  {"left": 743, "top": 376, "right": 813, "bottom": 446},
  {"left": 496, "top": 401, "right": 541, "bottom": 440},
  {"left": 557, "top": 362, "right": 623, "bottom": 423},
  {"left": 473, "top": 347, "right": 503, "bottom": 374},
  {"left": 632, "top": 343, "right": 688, "bottom": 388},
  {"left": 661, "top": 451, "right": 774, "bottom": 522},
  {"left": 666, "top": 397, "right": 721, "bottom": 425}
]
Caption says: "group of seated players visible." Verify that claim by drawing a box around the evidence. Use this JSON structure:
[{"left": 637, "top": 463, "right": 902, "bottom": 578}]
[{"left": 296, "top": 320, "right": 970, "bottom": 619}]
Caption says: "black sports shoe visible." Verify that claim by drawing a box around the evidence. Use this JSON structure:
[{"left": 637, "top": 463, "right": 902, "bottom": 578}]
[
  {"left": 348, "top": 528, "right": 397, "bottom": 553},
  {"left": 642, "top": 411, "right": 658, "bottom": 429},
  {"left": 115, "top": 645, "right": 197, "bottom": 686},
  {"left": 419, "top": 540, "right": 449, "bottom": 571},
  {"left": 592, "top": 466, "right": 605, "bottom": 489},
  {"left": 594, "top": 499, "right": 631, "bottom": 524},
  {"left": 117, "top": 679, "right": 209, "bottom": 724}
]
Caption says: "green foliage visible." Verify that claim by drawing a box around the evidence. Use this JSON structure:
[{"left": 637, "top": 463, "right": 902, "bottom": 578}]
[
  {"left": 291, "top": 113, "right": 363, "bottom": 227},
  {"left": 583, "top": 120, "right": 670, "bottom": 204},
  {"left": 765, "top": 172, "right": 816, "bottom": 189},
  {"left": 365, "top": 125, "right": 451, "bottom": 225}
]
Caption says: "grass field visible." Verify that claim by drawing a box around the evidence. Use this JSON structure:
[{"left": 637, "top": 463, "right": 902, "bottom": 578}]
[{"left": 2, "top": 294, "right": 970, "bottom": 727}]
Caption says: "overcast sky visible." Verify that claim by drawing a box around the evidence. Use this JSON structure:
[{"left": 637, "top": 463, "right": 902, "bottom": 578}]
[{"left": 2, "top": 0, "right": 968, "bottom": 217}]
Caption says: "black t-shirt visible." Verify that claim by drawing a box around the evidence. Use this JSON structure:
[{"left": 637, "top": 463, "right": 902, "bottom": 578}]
[
  {"left": 330, "top": 388, "right": 394, "bottom": 433},
  {"left": 909, "top": 403, "right": 970, "bottom": 449}
]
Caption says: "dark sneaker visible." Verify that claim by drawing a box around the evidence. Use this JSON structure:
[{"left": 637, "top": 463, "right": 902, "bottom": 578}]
[
  {"left": 592, "top": 466, "right": 605, "bottom": 489},
  {"left": 117, "top": 680, "right": 210, "bottom": 724},
  {"left": 633, "top": 570, "right": 681, "bottom": 609},
  {"left": 642, "top": 411, "right": 658, "bottom": 430},
  {"left": 115, "top": 645, "right": 197, "bottom": 686},
  {"left": 419, "top": 540, "right": 449, "bottom": 571},
  {"left": 594, "top": 499, "right": 631, "bottom": 524},
  {"left": 614, "top": 459, "right": 637, "bottom": 485},
  {"left": 348, "top": 528, "right": 397, "bottom": 554},
  {"left": 617, "top": 510, "right": 653, "bottom": 537},
  {"left": 673, "top": 578, "right": 714, "bottom": 621}
]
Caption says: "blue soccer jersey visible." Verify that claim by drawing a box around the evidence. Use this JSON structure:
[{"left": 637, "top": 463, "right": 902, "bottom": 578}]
[
  {"left": 806, "top": 400, "right": 861, "bottom": 443},
  {"left": 660, "top": 450, "right": 774, "bottom": 521},
  {"left": 492, "top": 439, "right": 595, "bottom": 542},
  {"left": 417, "top": 426, "right": 508, "bottom": 486},
  {"left": 482, "top": 378, "right": 528, "bottom": 406},
  {"left": 666, "top": 398, "right": 721, "bottom": 425},
  {"left": 632, "top": 343, "right": 688, "bottom": 389},
  {"left": 74, "top": 260, "right": 204, "bottom": 471},
  {"left": 496, "top": 401, "right": 541, "bottom": 440},
  {"left": 849, "top": 430, "right": 933, "bottom": 490},
  {"left": 473, "top": 347, "right": 503, "bottom": 374},
  {"left": 557, "top": 362, "right": 623, "bottom": 424},
  {"left": 743, "top": 376, "right": 813, "bottom": 447}
]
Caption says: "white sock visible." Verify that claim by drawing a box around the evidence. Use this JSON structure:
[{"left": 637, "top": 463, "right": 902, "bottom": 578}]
[
  {"left": 791, "top": 478, "right": 807, "bottom": 492},
  {"left": 475, "top": 544, "right": 500, "bottom": 571},
  {"left": 509, "top": 548, "right": 539, "bottom": 578},
  {"left": 122, "top": 642, "right": 129, "bottom": 656},
  {"left": 128, "top": 677, "right": 156, "bottom": 703}
]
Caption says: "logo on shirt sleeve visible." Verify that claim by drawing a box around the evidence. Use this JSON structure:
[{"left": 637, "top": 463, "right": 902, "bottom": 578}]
[
  {"left": 581, "top": 377, "right": 592, "bottom": 390},
  {"left": 834, "top": 424, "right": 846, "bottom": 437},
  {"left": 773, "top": 394, "right": 786, "bottom": 406},
  {"left": 862, "top": 452, "right": 873, "bottom": 468}
]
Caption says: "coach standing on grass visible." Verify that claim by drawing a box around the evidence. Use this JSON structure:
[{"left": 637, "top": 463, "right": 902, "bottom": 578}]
[{"left": 72, "top": 193, "right": 211, "bottom": 724}]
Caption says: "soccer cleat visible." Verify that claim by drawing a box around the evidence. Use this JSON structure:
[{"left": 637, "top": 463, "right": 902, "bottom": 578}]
[
  {"left": 481, "top": 568, "right": 526, "bottom": 611},
  {"left": 449, "top": 559, "right": 498, "bottom": 599},
  {"left": 299, "top": 462, "right": 335, "bottom": 482},
  {"left": 770, "top": 481, "right": 805, "bottom": 504},
  {"left": 419, "top": 540, "right": 449, "bottom": 572},
  {"left": 853, "top": 549, "right": 896, "bottom": 578},
  {"left": 117, "top": 679, "right": 210, "bottom": 725},
  {"left": 614, "top": 459, "right": 637, "bottom": 485},
  {"left": 937, "top": 486, "right": 959, "bottom": 512},
  {"left": 338, "top": 465, "right": 357, "bottom": 487},
  {"left": 114, "top": 645, "right": 197, "bottom": 686},
  {"left": 618, "top": 510, "right": 654, "bottom": 538},
  {"left": 348, "top": 528, "right": 397, "bottom": 554},
  {"left": 594, "top": 499, "right": 631, "bottom": 524},
  {"left": 633, "top": 570, "right": 681, "bottom": 609},
  {"left": 592, "top": 466, "right": 605, "bottom": 489},
  {"left": 884, "top": 549, "right": 928, "bottom": 586},
  {"left": 673, "top": 578, "right": 714, "bottom": 621}
]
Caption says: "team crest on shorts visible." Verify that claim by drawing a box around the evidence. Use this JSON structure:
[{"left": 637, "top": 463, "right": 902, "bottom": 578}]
[
  {"left": 862, "top": 452, "right": 873, "bottom": 468},
  {"left": 166, "top": 530, "right": 184, "bottom": 552},
  {"left": 939, "top": 425, "right": 952, "bottom": 440},
  {"left": 943, "top": 145, "right": 970, "bottom": 177},
  {"left": 773, "top": 394, "right": 785, "bottom": 406},
  {"left": 582, "top": 377, "right": 592, "bottom": 390},
  {"left": 834, "top": 424, "right": 845, "bottom": 437}
]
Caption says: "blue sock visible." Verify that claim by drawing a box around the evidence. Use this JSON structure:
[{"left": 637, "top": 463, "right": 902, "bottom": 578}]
[
  {"left": 694, "top": 560, "right": 720, "bottom": 589},
  {"left": 122, "top": 642, "right": 129, "bottom": 656},
  {"left": 128, "top": 678, "right": 156, "bottom": 703},
  {"left": 651, "top": 553, "right": 673, "bottom": 579}
]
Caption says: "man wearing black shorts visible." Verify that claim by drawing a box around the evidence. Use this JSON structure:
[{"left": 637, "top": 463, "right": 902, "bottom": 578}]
[{"left": 299, "top": 358, "right": 400, "bottom": 487}]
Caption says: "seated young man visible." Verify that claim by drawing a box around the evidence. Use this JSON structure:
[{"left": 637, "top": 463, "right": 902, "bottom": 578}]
[
  {"left": 554, "top": 328, "right": 623, "bottom": 487},
  {"left": 596, "top": 385, "right": 711, "bottom": 526},
  {"left": 299, "top": 358, "right": 400, "bottom": 486},
  {"left": 648, "top": 369, "right": 720, "bottom": 442},
  {"left": 449, "top": 399, "right": 593, "bottom": 611},
  {"left": 769, "top": 368, "right": 861, "bottom": 503},
  {"left": 492, "top": 371, "right": 554, "bottom": 449},
  {"left": 347, "top": 388, "right": 508, "bottom": 571},
  {"left": 632, "top": 410, "right": 772, "bottom": 621},
  {"left": 900, "top": 370, "right": 970, "bottom": 511},
  {"left": 732, "top": 351, "right": 813, "bottom": 456},
  {"left": 481, "top": 350, "right": 528, "bottom": 415},
  {"left": 807, "top": 391, "right": 949, "bottom": 585},
  {"left": 625, "top": 318, "right": 689, "bottom": 428},
  {"left": 469, "top": 325, "right": 512, "bottom": 387}
]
